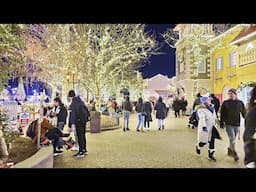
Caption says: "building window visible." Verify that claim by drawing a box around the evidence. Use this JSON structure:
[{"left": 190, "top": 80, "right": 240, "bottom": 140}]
[
  {"left": 230, "top": 52, "right": 237, "bottom": 66},
  {"left": 198, "top": 59, "right": 206, "bottom": 73},
  {"left": 216, "top": 57, "right": 223, "bottom": 70}
]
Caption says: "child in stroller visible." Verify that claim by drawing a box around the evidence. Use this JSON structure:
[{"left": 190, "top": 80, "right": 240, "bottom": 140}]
[{"left": 188, "top": 110, "right": 198, "bottom": 129}]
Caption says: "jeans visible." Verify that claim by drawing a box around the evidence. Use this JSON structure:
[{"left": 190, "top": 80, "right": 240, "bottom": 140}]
[
  {"left": 226, "top": 125, "right": 240, "bottom": 151},
  {"left": 56, "top": 122, "right": 65, "bottom": 149},
  {"left": 137, "top": 113, "right": 145, "bottom": 129},
  {"left": 157, "top": 119, "right": 164, "bottom": 129},
  {"left": 76, "top": 123, "right": 87, "bottom": 153},
  {"left": 123, "top": 111, "right": 130, "bottom": 129}
]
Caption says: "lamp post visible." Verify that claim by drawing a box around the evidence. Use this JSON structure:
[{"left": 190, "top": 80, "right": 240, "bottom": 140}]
[{"left": 66, "top": 71, "right": 80, "bottom": 91}]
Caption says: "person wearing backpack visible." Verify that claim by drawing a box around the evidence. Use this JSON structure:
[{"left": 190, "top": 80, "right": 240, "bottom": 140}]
[{"left": 68, "top": 90, "right": 90, "bottom": 158}]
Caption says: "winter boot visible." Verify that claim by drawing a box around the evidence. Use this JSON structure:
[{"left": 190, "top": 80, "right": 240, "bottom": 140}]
[
  {"left": 123, "top": 128, "right": 126, "bottom": 132},
  {"left": 158, "top": 127, "right": 161, "bottom": 130},
  {"left": 208, "top": 149, "right": 217, "bottom": 162},
  {"left": 162, "top": 125, "right": 164, "bottom": 130}
]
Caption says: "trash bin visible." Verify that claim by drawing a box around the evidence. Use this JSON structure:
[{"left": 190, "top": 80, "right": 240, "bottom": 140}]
[{"left": 90, "top": 111, "right": 101, "bottom": 133}]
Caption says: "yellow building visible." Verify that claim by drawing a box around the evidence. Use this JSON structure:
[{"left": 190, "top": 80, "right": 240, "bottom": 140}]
[
  {"left": 174, "top": 24, "right": 214, "bottom": 108},
  {"left": 210, "top": 25, "right": 246, "bottom": 102},
  {"left": 230, "top": 25, "right": 256, "bottom": 104}
]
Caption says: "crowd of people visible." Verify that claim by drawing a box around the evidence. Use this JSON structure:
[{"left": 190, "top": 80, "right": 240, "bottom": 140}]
[
  {"left": 122, "top": 86, "right": 256, "bottom": 168},
  {"left": 192, "top": 87, "right": 256, "bottom": 168},
  {"left": 26, "top": 85, "right": 256, "bottom": 168}
]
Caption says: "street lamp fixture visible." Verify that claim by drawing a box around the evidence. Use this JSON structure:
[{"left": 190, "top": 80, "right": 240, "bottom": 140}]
[{"left": 66, "top": 71, "right": 80, "bottom": 91}]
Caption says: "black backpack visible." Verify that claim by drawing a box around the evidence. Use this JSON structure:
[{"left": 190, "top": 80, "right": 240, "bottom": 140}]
[
  {"left": 26, "top": 119, "right": 38, "bottom": 139},
  {"left": 74, "top": 102, "right": 91, "bottom": 124}
]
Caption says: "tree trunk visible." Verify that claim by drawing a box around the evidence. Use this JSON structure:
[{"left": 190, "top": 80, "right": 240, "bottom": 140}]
[{"left": 0, "top": 137, "right": 9, "bottom": 157}]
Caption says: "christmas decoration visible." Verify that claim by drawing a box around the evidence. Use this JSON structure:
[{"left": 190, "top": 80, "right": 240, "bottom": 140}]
[{"left": 32, "top": 24, "right": 158, "bottom": 110}]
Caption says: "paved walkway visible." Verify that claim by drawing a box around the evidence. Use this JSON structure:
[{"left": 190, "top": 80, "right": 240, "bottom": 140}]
[{"left": 54, "top": 113, "right": 245, "bottom": 168}]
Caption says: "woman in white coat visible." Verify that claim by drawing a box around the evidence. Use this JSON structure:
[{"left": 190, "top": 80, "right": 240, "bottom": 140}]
[{"left": 195, "top": 96, "right": 222, "bottom": 161}]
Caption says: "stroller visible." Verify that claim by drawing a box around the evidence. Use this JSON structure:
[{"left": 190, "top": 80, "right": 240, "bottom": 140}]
[{"left": 188, "top": 110, "right": 198, "bottom": 129}]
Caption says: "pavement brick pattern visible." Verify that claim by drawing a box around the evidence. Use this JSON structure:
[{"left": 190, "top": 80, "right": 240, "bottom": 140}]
[{"left": 54, "top": 113, "right": 245, "bottom": 168}]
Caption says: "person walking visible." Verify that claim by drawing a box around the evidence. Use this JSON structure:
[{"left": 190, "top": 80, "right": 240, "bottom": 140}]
[
  {"left": 243, "top": 86, "right": 256, "bottom": 168},
  {"left": 51, "top": 97, "right": 68, "bottom": 152},
  {"left": 193, "top": 93, "right": 202, "bottom": 110},
  {"left": 68, "top": 90, "right": 90, "bottom": 158},
  {"left": 172, "top": 97, "right": 181, "bottom": 118},
  {"left": 144, "top": 98, "right": 153, "bottom": 131},
  {"left": 135, "top": 97, "right": 145, "bottom": 132},
  {"left": 122, "top": 96, "right": 133, "bottom": 132},
  {"left": 195, "top": 96, "right": 222, "bottom": 161},
  {"left": 154, "top": 97, "right": 167, "bottom": 130},
  {"left": 210, "top": 93, "right": 220, "bottom": 118},
  {"left": 181, "top": 97, "right": 188, "bottom": 116},
  {"left": 220, "top": 88, "right": 246, "bottom": 161}
]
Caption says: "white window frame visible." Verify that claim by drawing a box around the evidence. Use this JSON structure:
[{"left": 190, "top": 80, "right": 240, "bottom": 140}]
[
  {"left": 216, "top": 57, "right": 223, "bottom": 70},
  {"left": 198, "top": 59, "right": 206, "bottom": 73},
  {"left": 229, "top": 52, "right": 237, "bottom": 67}
]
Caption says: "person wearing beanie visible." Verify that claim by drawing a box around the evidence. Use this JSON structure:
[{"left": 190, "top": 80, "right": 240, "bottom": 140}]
[
  {"left": 195, "top": 96, "right": 222, "bottom": 162},
  {"left": 220, "top": 88, "right": 246, "bottom": 162}
]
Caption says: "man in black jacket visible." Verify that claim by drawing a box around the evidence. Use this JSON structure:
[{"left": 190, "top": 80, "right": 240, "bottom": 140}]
[
  {"left": 220, "top": 88, "right": 246, "bottom": 161},
  {"left": 68, "top": 90, "right": 90, "bottom": 158}
]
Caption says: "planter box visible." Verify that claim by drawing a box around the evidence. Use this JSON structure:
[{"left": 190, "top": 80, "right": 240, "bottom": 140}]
[
  {"left": 14, "top": 146, "right": 53, "bottom": 168},
  {"left": 90, "top": 111, "right": 101, "bottom": 133}
]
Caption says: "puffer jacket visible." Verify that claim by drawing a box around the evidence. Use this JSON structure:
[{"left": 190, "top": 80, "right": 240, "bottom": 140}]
[{"left": 196, "top": 105, "right": 221, "bottom": 143}]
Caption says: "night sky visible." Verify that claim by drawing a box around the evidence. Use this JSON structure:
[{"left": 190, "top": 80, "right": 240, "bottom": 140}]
[{"left": 139, "top": 24, "right": 176, "bottom": 79}]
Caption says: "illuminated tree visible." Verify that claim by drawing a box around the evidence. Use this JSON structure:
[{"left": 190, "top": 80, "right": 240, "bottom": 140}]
[
  {"left": 79, "top": 24, "right": 158, "bottom": 110},
  {"left": 33, "top": 24, "right": 89, "bottom": 99},
  {"left": 36, "top": 24, "right": 158, "bottom": 110},
  {"left": 0, "top": 24, "right": 27, "bottom": 92}
]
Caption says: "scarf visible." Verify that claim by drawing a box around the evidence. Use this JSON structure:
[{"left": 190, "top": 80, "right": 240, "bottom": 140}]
[{"left": 206, "top": 104, "right": 214, "bottom": 114}]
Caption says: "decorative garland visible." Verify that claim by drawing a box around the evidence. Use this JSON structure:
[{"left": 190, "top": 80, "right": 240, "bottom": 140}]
[{"left": 237, "top": 81, "right": 256, "bottom": 92}]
